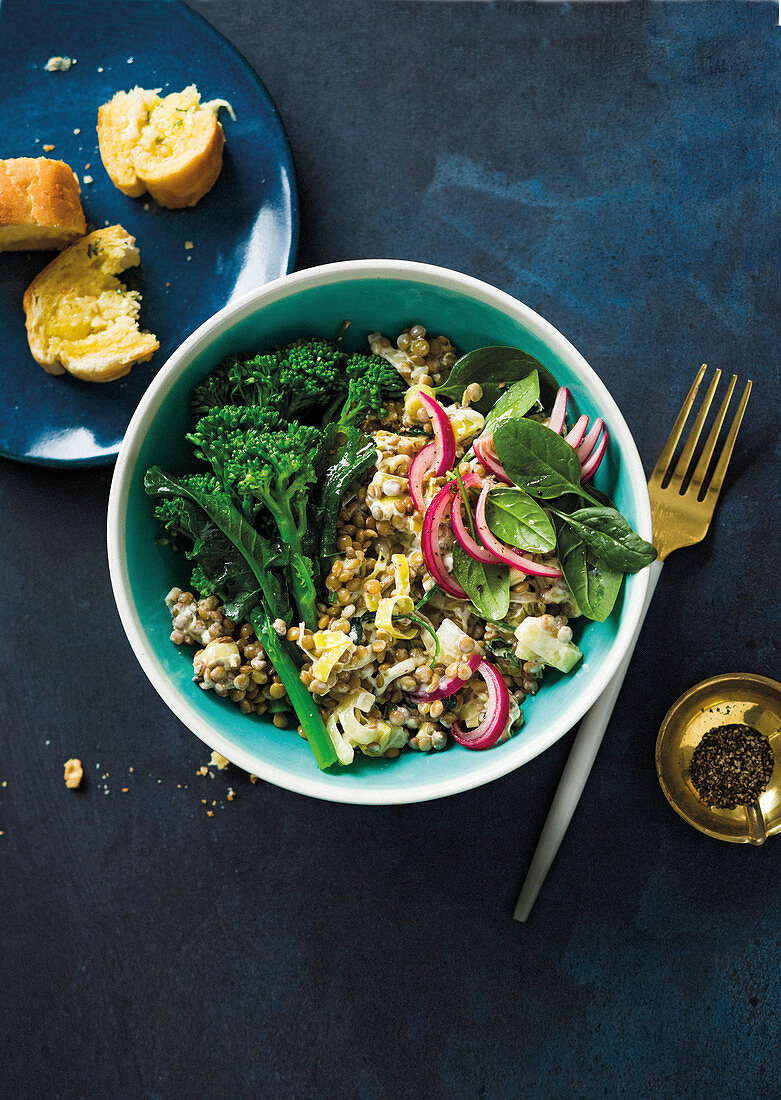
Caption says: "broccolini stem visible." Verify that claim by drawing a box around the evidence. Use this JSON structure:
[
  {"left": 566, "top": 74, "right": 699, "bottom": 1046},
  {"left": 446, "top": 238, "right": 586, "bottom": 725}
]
[
  {"left": 249, "top": 606, "right": 338, "bottom": 770},
  {"left": 289, "top": 553, "right": 319, "bottom": 630}
]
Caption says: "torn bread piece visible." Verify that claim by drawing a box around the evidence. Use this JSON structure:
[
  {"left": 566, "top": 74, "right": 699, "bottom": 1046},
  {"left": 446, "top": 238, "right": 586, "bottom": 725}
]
[
  {"left": 0, "top": 157, "right": 87, "bottom": 251},
  {"left": 23, "top": 225, "right": 159, "bottom": 382},
  {"left": 97, "top": 85, "right": 232, "bottom": 208}
]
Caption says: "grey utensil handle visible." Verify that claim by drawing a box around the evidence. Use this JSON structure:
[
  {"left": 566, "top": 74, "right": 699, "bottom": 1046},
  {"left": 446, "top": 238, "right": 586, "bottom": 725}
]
[{"left": 513, "top": 559, "right": 664, "bottom": 922}]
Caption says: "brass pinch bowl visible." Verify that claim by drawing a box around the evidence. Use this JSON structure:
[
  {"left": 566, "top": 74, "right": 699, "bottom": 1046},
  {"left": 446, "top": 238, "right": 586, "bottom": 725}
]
[{"left": 655, "top": 673, "right": 781, "bottom": 844}]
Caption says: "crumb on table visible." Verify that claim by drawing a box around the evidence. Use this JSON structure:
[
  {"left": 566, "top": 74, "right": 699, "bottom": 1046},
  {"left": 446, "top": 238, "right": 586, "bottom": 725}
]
[{"left": 64, "top": 758, "right": 83, "bottom": 789}]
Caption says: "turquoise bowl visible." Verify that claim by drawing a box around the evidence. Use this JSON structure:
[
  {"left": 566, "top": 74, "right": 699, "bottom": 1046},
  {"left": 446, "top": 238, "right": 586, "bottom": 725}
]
[{"left": 108, "top": 261, "right": 652, "bottom": 804}]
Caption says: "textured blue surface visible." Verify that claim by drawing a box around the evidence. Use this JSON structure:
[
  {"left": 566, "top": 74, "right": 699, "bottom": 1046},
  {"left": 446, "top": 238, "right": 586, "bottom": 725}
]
[
  {"left": 0, "top": 0, "right": 297, "bottom": 465},
  {"left": 1, "top": 2, "right": 779, "bottom": 1097}
]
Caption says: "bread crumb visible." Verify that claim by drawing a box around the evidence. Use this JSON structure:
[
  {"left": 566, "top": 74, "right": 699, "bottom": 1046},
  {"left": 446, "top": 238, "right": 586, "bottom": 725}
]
[
  {"left": 249, "top": 774, "right": 259, "bottom": 784},
  {"left": 97, "top": 67, "right": 103, "bottom": 73},
  {"left": 44, "top": 56, "right": 75, "bottom": 72},
  {"left": 127, "top": 57, "right": 134, "bottom": 64},
  {"left": 84, "top": 163, "right": 91, "bottom": 169},
  {"left": 227, "top": 788, "right": 235, "bottom": 801},
  {"left": 121, "top": 787, "right": 129, "bottom": 792},
  {"left": 201, "top": 799, "right": 208, "bottom": 805},
  {"left": 64, "top": 758, "right": 83, "bottom": 789},
  {"left": 82, "top": 175, "right": 93, "bottom": 184},
  {"left": 43, "top": 144, "right": 55, "bottom": 152},
  {"left": 206, "top": 810, "right": 214, "bottom": 817},
  {"left": 184, "top": 240, "right": 193, "bottom": 250},
  {"left": 73, "top": 128, "right": 81, "bottom": 135},
  {"left": 209, "top": 751, "right": 229, "bottom": 770},
  {"left": 197, "top": 766, "right": 208, "bottom": 776}
]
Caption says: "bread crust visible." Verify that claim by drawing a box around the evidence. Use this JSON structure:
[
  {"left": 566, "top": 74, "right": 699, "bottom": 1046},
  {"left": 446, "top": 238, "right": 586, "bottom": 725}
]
[
  {"left": 0, "top": 158, "right": 87, "bottom": 251},
  {"left": 23, "top": 225, "right": 159, "bottom": 382}
]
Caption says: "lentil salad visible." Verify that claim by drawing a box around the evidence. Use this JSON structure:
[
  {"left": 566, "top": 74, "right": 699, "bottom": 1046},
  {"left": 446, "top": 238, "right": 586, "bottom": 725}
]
[{"left": 148, "top": 324, "right": 656, "bottom": 770}]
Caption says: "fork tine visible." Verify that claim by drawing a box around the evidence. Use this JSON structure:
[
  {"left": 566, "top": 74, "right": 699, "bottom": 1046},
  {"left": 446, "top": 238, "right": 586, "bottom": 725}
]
[
  {"left": 701, "top": 378, "right": 752, "bottom": 506},
  {"left": 649, "top": 364, "right": 707, "bottom": 484},
  {"left": 667, "top": 368, "right": 721, "bottom": 492},
  {"left": 687, "top": 374, "right": 737, "bottom": 498}
]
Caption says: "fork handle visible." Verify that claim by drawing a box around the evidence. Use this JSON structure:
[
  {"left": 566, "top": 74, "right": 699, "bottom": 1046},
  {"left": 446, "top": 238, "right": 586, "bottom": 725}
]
[{"left": 513, "top": 559, "right": 664, "bottom": 922}]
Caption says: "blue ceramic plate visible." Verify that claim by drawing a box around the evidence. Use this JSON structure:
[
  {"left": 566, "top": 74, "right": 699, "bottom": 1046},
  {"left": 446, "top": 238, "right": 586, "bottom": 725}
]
[{"left": 0, "top": 0, "right": 297, "bottom": 466}]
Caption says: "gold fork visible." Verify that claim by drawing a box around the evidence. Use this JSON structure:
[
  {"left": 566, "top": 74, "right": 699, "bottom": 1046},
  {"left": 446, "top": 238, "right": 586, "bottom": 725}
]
[
  {"left": 514, "top": 366, "right": 752, "bottom": 921},
  {"left": 649, "top": 364, "right": 752, "bottom": 560}
]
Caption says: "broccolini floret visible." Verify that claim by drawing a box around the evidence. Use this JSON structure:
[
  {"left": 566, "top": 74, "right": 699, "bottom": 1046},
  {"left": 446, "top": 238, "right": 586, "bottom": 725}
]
[
  {"left": 333, "top": 350, "right": 406, "bottom": 430},
  {"left": 186, "top": 407, "right": 322, "bottom": 627},
  {"left": 187, "top": 405, "right": 285, "bottom": 480},
  {"left": 228, "top": 423, "right": 322, "bottom": 627},
  {"left": 275, "top": 338, "right": 346, "bottom": 417}
]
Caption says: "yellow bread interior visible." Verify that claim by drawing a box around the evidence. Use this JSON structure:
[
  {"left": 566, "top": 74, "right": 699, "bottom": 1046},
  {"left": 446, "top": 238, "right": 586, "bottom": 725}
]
[{"left": 23, "top": 225, "right": 159, "bottom": 382}]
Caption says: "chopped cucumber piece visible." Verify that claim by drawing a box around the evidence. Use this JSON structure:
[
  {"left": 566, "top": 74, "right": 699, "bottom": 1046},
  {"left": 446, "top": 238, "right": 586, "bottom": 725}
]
[{"left": 514, "top": 616, "right": 582, "bottom": 674}]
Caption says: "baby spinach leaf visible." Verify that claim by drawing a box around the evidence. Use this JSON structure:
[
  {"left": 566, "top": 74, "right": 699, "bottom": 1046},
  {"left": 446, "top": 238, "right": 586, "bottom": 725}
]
[
  {"left": 484, "top": 486, "right": 556, "bottom": 553},
  {"left": 492, "top": 417, "right": 585, "bottom": 499},
  {"left": 482, "top": 373, "right": 541, "bottom": 436},
  {"left": 451, "top": 543, "right": 510, "bottom": 620},
  {"left": 555, "top": 520, "right": 623, "bottom": 622},
  {"left": 436, "top": 346, "right": 559, "bottom": 413},
  {"left": 553, "top": 507, "right": 657, "bottom": 573}
]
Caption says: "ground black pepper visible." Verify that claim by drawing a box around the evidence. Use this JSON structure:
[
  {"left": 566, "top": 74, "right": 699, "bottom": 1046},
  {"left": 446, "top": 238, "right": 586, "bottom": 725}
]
[{"left": 689, "top": 723, "right": 774, "bottom": 809}]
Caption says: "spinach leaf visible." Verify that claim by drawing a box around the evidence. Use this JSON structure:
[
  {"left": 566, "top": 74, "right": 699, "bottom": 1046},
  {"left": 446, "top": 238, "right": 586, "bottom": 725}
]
[
  {"left": 484, "top": 486, "right": 556, "bottom": 553},
  {"left": 451, "top": 543, "right": 510, "bottom": 620},
  {"left": 436, "top": 346, "right": 559, "bottom": 413},
  {"left": 555, "top": 520, "right": 623, "bottom": 623},
  {"left": 553, "top": 506, "right": 657, "bottom": 573},
  {"left": 481, "top": 373, "right": 540, "bottom": 436},
  {"left": 492, "top": 417, "right": 586, "bottom": 500}
]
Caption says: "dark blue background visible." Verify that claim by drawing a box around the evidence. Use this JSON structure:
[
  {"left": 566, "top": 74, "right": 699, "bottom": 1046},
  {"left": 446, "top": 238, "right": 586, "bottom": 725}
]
[{"left": 1, "top": 2, "right": 779, "bottom": 1097}]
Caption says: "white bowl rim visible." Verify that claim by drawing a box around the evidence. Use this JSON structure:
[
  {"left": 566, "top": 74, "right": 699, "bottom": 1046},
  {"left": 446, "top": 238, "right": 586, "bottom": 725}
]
[{"left": 108, "top": 258, "right": 651, "bottom": 805}]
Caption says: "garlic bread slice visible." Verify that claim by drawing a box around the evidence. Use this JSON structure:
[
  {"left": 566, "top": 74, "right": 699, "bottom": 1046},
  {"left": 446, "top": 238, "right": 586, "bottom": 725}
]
[
  {"left": 23, "top": 225, "right": 159, "bottom": 382},
  {"left": 97, "top": 85, "right": 230, "bottom": 208},
  {"left": 0, "top": 157, "right": 87, "bottom": 251}
]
